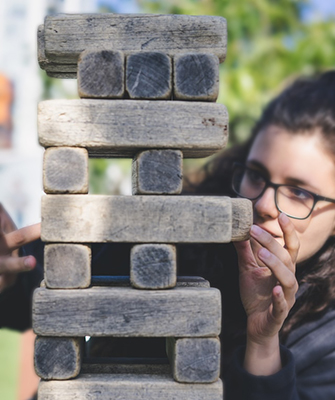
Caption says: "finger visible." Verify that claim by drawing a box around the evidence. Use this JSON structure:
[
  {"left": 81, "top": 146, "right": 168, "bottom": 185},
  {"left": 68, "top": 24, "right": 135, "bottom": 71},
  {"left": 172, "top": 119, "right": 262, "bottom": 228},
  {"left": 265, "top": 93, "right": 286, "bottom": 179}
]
[
  {"left": 233, "top": 240, "right": 258, "bottom": 270},
  {"left": 250, "top": 224, "right": 295, "bottom": 272},
  {"left": 271, "top": 285, "right": 289, "bottom": 323},
  {"left": 278, "top": 213, "right": 300, "bottom": 263},
  {"left": 0, "top": 255, "right": 36, "bottom": 274},
  {"left": 258, "top": 247, "right": 298, "bottom": 302},
  {"left": 0, "top": 223, "right": 41, "bottom": 254},
  {"left": 0, "top": 204, "right": 17, "bottom": 233}
]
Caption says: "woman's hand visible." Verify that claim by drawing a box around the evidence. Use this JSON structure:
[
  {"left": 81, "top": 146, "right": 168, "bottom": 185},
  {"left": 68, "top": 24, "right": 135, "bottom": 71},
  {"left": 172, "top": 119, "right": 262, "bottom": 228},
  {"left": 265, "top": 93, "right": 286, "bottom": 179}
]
[
  {"left": 0, "top": 204, "right": 41, "bottom": 292},
  {"left": 234, "top": 213, "right": 299, "bottom": 375}
]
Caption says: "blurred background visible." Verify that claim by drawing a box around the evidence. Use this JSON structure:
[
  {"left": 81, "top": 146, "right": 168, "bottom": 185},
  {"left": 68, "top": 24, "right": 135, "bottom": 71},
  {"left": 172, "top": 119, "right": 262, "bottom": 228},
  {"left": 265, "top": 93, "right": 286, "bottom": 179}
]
[{"left": 0, "top": 0, "right": 334, "bottom": 399}]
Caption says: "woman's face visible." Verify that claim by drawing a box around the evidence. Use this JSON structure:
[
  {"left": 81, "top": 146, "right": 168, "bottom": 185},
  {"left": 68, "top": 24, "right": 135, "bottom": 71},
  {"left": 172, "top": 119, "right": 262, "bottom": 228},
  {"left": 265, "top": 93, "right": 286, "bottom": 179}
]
[{"left": 247, "top": 125, "right": 335, "bottom": 263}]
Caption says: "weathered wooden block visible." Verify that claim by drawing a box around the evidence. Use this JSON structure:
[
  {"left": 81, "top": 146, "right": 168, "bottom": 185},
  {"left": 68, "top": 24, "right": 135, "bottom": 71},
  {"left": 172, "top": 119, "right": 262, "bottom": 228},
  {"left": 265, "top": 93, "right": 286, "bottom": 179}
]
[
  {"left": 44, "top": 244, "right": 91, "bottom": 289},
  {"left": 78, "top": 50, "right": 125, "bottom": 98},
  {"left": 126, "top": 52, "right": 172, "bottom": 99},
  {"left": 231, "top": 198, "right": 252, "bottom": 241},
  {"left": 130, "top": 244, "right": 177, "bottom": 289},
  {"left": 33, "top": 286, "right": 221, "bottom": 337},
  {"left": 90, "top": 276, "right": 210, "bottom": 288},
  {"left": 43, "top": 147, "right": 89, "bottom": 194},
  {"left": 34, "top": 337, "right": 83, "bottom": 380},
  {"left": 132, "top": 150, "right": 182, "bottom": 195},
  {"left": 38, "top": 100, "right": 228, "bottom": 158},
  {"left": 174, "top": 53, "right": 219, "bottom": 101},
  {"left": 38, "top": 25, "right": 77, "bottom": 79},
  {"left": 40, "top": 14, "right": 227, "bottom": 67},
  {"left": 166, "top": 337, "right": 220, "bottom": 383},
  {"left": 38, "top": 374, "right": 223, "bottom": 400},
  {"left": 82, "top": 360, "right": 170, "bottom": 375},
  {"left": 41, "top": 195, "right": 232, "bottom": 243}
]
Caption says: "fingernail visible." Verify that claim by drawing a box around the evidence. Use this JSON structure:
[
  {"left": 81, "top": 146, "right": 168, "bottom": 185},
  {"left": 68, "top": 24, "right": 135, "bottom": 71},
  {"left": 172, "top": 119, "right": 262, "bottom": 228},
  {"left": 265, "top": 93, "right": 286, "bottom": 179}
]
[
  {"left": 280, "top": 213, "right": 289, "bottom": 224},
  {"left": 24, "top": 257, "right": 35, "bottom": 269},
  {"left": 259, "top": 248, "right": 270, "bottom": 259},
  {"left": 250, "top": 225, "right": 262, "bottom": 236}
]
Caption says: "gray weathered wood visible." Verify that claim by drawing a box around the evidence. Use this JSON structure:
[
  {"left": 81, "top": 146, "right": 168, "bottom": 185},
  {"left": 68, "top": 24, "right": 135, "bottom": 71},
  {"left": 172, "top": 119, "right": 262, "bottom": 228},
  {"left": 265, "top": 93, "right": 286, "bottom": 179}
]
[
  {"left": 38, "top": 99, "right": 228, "bottom": 158},
  {"left": 38, "top": 373, "right": 223, "bottom": 400},
  {"left": 126, "top": 52, "right": 172, "bottom": 99},
  {"left": 44, "top": 244, "right": 91, "bottom": 289},
  {"left": 34, "top": 337, "right": 83, "bottom": 380},
  {"left": 90, "top": 276, "right": 210, "bottom": 288},
  {"left": 231, "top": 198, "right": 252, "bottom": 241},
  {"left": 132, "top": 150, "right": 182, "bottom": 195},
  {"left": 174, "top": 53, "right": 219, "bottom": 101},
  {"left": 166, "top": 337, "right": 220, "bottom": 383},
  {"left": 43, "top": 147, "right": 89, "bottom": 194},
  {"left": 42, "top": 14, "right": 227, "bottom": 64},
  {"left": 78, "top": 50, "right": 125, "bottom": 98},
  {"left": 82, "top": 361, "right": 170, "bottom": 375},
  {"left": 33, "top": 286, "right": 221, "bottom": 337},
  {"left": 130, "top": 244, "right": 177, "bottom": 289},
  {"left": 38, "top": 25, "right": 77, "bottom": 78},
  {"left": 41, "top": 195, "right": 232, "bottom": 243}
]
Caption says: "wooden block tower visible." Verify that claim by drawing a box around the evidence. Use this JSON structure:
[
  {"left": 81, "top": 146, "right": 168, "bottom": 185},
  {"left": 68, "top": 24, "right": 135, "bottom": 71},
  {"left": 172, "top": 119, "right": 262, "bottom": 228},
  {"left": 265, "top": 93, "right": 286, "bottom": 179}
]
[{"left": 34, "top": 14, "right": 252, "bottom": 399}]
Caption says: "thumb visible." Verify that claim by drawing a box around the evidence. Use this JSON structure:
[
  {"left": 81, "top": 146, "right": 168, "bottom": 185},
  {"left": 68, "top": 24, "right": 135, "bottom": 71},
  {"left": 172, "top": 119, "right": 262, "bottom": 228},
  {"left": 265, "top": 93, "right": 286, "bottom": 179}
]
[{"left": 233, "top": 240, "right": 258, "bottom": 270}]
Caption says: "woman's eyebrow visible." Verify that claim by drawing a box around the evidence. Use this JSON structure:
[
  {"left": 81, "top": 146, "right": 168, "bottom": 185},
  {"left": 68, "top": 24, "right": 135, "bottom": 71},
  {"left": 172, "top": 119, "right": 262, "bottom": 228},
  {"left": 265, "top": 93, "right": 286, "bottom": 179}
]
[{"left": 245, "top": 160, "right": 268, "bottom": 173}]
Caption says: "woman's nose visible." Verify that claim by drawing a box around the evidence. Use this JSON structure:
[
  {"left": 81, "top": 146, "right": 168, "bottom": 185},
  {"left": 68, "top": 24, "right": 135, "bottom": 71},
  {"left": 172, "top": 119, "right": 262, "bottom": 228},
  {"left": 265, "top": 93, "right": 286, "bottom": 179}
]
[{"left": 253, "top": 187, "right": 280, "bottom": 220}]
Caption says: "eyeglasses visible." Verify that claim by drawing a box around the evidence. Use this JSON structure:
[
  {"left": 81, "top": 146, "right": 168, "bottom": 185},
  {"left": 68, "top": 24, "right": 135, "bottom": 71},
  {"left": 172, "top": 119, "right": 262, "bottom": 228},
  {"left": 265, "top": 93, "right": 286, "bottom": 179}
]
[{"left": 232, "top": 163, "right": 335, "bottom": 220}]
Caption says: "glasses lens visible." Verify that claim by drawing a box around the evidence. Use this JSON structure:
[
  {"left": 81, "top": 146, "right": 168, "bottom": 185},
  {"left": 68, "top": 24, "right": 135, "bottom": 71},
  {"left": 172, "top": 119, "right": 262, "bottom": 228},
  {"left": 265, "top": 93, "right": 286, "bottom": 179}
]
[
  {"left": 277, "top": 186, "right": 314, "bottom": 219},
  {"left": 232, "top": 166, "right": 266, "bottom": 199}
]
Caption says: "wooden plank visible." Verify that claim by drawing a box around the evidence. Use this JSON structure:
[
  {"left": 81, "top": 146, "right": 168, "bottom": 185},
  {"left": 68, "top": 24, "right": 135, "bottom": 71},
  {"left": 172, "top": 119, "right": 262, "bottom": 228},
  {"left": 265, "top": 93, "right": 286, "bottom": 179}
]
[
  {"left": 174, "top": 53, "right": 219, "bottom": 101},
  {"left": 82, "top": 359, "right": 170, "bottom": 375},
  {"left": 41, "top": 195, "right": 232, "bottom": 243},
  {"left": 34, "top": 337, "right": 83, "bottom": 380},
  {"left": 44, "top": 244, "right": 91, "bottom": 289},
  {"left": 38, "top": 373, "right": 223, "bottom": 400},
  {"left": 126, "top": 52, "right": 172, "bottom": 99},
  {"left": 32, "top": 286, "right": 221, "bottom": 337},
  {"left": 43, "top": 147, "right": 89, "bottom": 194},
  {"left": 78, "top": 50, "right": 125, "bottom": 98},
  {"left": 132, "top": 150, "right": 183, "bottom": 195},
  {"left": 130, "top": 244, "right": 177, "bottom": 289},
  {"left": 166, "top": 337, "right": 220, "bottom": 383},
  {"left": 42, "top": 14, "right": 227, "bottom": 63},
  {"left": 231, "top": 198, "right": 252, "bottom": 241},
  {"left": 90, "top": 276, "right": 210, "bottom": 288},
  {"left": 38, "top": 99, "right": 228, "bottom": 158}
]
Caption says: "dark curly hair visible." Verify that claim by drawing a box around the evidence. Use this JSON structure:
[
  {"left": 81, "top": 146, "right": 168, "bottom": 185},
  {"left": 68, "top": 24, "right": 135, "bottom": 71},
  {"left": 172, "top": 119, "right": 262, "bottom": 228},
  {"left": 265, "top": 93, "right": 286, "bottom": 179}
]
[{"left": 194, "top": 70, "right": 335, "bottom": 342}]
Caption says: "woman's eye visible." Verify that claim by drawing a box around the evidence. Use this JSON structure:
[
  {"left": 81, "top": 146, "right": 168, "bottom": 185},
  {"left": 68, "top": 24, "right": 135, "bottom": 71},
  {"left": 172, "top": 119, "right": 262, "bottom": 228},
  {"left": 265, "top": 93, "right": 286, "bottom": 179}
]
[
  {"left": 246, "top": 169, "right": 264, "bottom": 183},
  {"left": 287, "top": 186, "right": 309, "bottom": 200}
]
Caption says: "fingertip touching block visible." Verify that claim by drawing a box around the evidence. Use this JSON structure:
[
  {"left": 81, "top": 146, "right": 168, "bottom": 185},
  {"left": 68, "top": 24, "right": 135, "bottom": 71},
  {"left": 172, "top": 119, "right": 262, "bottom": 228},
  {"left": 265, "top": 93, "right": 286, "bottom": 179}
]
[
  {"left": 166, "top": 337, "right": 220, "bottom": 383},
  {"left": 174, "top": 53, "right": 219, "bottom": 101},
  {"left": 43, "top": 147, "right": 89, "bottom": 194},
  {"left": 34, "top": 337, "right": 83, "bottom": 380},
  {"left": 130, "top": 244, "right": 177, "bottom": 289},
  {"left": 44, "top": 244, "right": 91, "bottom": 289},
  {"left": 77, "top": 50, "right": 125, "bottom": 98},
  {"left": 126, "top": 52, "right": 172, "bottom": 99},
  {"left": 132, "top": 150, "right": 183, "bottom": 195}
]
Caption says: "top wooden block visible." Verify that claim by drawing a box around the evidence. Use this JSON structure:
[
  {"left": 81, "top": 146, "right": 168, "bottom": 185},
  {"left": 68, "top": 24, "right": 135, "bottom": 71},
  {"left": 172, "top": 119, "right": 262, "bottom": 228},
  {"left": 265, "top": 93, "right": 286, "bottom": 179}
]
[{"left": 39, "top": 14, "right": 227, "bottom": 77}]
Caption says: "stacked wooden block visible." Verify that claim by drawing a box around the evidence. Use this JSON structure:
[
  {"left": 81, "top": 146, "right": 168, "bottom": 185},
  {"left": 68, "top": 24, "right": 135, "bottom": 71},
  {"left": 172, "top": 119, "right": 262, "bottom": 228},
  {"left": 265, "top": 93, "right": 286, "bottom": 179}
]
[{"left": 34, "top": 14, "right": 252, "bottom": 399}]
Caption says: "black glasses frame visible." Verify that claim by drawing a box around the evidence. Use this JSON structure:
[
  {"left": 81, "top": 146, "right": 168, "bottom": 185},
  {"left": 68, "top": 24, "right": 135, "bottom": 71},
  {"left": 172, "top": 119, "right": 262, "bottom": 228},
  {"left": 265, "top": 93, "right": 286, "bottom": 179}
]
[{"left": 232, "top": 162, "right": 335, "bottom": 220}]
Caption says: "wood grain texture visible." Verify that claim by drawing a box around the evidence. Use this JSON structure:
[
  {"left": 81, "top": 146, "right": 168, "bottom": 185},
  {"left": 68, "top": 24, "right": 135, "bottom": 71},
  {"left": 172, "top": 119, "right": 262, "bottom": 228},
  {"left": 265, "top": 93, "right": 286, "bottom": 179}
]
[
  {"left": 41, "top": 195, "right": 232, "bottom": 243},
  {"left": 78, "top": 50, "right": 125, "bottom": 98},
  {"left": 38, "top": 373, "right": 223, "bottom": 400},
  {"left": 132, "top": 150, "right": 183, "bottom": 195},
  {"left": 38, "top": 99, "right": 228, "bottom": 158},
  {"left": 130, "top": 244, "right": 177, "bottom": 289},
  {"left": 44, "top": 244, "right": 91, "bottom": 289},
  {"left": 43, "top": 147, "right": 89, "bottom": 194},
  {"left": 166, "top": 337, "right": 220, "bottom": 383},
  {"left": 126, "top": 52, "right": 172, "bottom": 99},
  {"left": 82, "top": 360, "right": 170, "bottom": 375},
  {"left": 90, "top": 276, "right": 210, "bottom": 288},
  {"left": 42, "top": 14, "right": 227, "bottom": 63},
  {"left": 173, "top": 53, "right": 219, "bottom": 101},
  {"left": 32, "top": 286, "right": 221, "bottom": 337},
  {"left": 231, "top": 198, "right": 252, "bottom": 241},
  {"left": 34, "top": 337, "right": 83, "bottom": 380}
]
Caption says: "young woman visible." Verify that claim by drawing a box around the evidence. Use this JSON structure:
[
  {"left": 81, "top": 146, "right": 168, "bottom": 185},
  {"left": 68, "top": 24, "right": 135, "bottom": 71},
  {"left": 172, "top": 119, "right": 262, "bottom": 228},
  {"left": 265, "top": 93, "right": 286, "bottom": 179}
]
[
  {"left": 1, "top": 71, "right": 335, "bottom": 399},
  {"left": 192, "top": 70, "right": 335, "bottom": 399}
]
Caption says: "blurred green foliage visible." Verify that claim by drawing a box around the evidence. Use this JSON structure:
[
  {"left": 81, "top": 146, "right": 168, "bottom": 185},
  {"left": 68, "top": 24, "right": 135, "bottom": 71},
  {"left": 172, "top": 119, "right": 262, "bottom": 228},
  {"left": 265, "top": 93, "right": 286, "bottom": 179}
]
[{"left": 138, "top": 0, "right": 335, "bottom": 144}]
